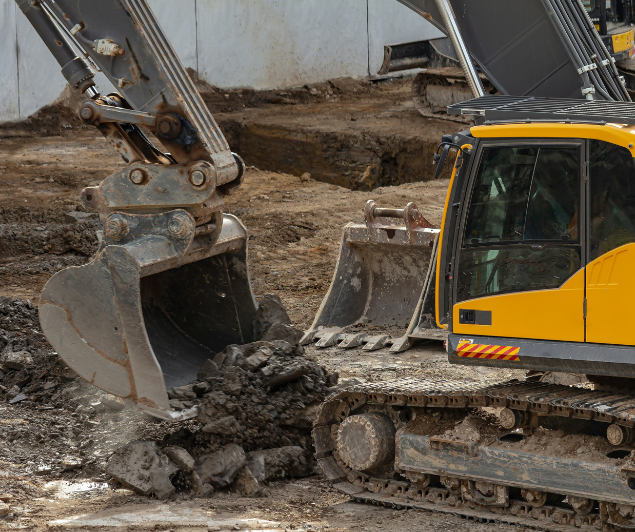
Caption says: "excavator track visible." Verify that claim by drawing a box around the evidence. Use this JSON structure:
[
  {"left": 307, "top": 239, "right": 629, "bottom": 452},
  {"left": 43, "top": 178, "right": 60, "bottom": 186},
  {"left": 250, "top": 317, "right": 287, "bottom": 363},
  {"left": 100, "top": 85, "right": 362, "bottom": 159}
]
[{"left": 313, "top": 378, "right": 635, "bottom": 531}]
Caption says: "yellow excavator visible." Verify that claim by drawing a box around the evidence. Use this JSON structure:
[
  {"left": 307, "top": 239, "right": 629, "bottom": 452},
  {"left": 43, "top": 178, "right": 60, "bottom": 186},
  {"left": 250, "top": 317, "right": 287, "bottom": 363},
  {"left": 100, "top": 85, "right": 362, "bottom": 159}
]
[
  {"left": 313, "top": 96, "right": 635, "bottom": 530},
  {"left": 15, "top": 0, "right": 635, "bottom": 528}
]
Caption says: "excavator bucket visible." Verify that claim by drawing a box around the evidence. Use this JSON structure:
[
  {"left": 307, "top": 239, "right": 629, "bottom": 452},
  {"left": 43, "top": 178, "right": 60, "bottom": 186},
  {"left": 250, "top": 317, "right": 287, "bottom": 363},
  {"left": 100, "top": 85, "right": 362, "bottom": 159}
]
[
  {"left": 301, "top": 200, "right": 446, "bottom": 353},
  {"left": 39, "top": 213, "right": 257, "bottom": 420}
]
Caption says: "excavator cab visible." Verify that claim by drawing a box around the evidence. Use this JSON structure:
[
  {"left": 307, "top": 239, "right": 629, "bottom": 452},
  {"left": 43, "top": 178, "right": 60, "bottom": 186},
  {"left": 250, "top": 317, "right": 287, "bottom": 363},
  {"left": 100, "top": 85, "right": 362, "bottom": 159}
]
[
  {"left": 437, "top": 95, "right": 635, "bottom": 379},
  {"left": 18, "top": 0, "right": 256, "bottom": 419}
]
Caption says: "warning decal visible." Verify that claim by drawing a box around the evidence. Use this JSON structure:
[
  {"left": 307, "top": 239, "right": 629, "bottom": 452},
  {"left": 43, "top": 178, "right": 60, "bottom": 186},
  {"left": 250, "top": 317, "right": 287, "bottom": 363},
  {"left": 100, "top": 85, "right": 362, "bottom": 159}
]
[{"left": 456, "top": 339, "right": 520, "bottom": 361}]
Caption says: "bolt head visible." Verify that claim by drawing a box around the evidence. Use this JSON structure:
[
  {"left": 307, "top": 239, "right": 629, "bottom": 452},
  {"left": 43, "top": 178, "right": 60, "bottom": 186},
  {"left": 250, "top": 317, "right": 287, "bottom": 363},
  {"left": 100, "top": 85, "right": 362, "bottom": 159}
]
[
  {"left": 168, "top": 212, "right": 191, "bottom": 239},
  {"left": 104, "top": 215, "right": 129, "bottom": 240},
  {"left": 189, "top": 169, "right": 206, "bottom": 187},
  {"left": 80, "top": 107, "right": 93, "bottom": 120},
  {"left": 499, "top": 408, "right": 517, "bottom": 430},
  {"left": 130, "top": 169, "right": 145, "bottom": 185},
  {"left": 607, "top": 424, "right": 625, "bottom": 446}
]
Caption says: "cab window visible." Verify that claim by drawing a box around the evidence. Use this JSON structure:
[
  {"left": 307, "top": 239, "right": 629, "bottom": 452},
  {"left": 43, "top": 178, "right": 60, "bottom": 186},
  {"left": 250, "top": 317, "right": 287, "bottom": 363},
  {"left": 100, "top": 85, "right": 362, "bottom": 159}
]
[
  {"left": 457, "top": 144, "right": 581, "bottom": 302},
  {"left": 589, "top": 140, "right": 635, "bottom": 260}
]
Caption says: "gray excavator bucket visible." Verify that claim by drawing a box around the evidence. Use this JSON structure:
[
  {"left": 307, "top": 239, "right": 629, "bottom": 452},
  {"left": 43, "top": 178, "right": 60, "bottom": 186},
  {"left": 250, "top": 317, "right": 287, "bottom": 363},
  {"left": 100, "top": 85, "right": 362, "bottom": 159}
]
[
  {"left": 302, "top": 200, "right": 446, "bottom": 353},
  {"left": 40, "top": 213, "right": 257, "bottom": 420}
]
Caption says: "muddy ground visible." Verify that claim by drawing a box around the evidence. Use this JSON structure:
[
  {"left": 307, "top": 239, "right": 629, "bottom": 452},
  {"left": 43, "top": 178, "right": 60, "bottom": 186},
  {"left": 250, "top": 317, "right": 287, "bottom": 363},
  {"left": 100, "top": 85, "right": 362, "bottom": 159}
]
[{"left": 0, "top": 79, "right": 530, "bottom": 531}]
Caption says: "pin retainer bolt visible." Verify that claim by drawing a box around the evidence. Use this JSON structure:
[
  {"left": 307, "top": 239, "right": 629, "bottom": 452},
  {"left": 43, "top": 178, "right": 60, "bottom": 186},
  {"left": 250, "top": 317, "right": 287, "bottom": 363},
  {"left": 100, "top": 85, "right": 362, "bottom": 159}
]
[
  {"left": 104, "top": 215, "right": 129, "bottom": 240},
  {"left": 168, "top": 212, "right": 191, "bottom": 239},
  {"left": 80, "top": 106, "right": 94, "bottom": 120},
  {"left": 189, "top": 169, "right": 206, "bottom": 187},
  {"left": 130, "top": 169, "right": 145, "bottom": 185}
]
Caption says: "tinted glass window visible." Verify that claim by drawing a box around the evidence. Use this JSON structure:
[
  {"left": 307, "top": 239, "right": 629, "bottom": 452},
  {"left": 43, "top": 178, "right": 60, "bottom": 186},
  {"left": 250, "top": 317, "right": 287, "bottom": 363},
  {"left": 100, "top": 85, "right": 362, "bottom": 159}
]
[
  {"left": 463, "top": 146, "right": 580, "bottom": 245},
  {"left": 457, "top": 144, "right": 581, "bottom": 303},
  {"left": 590, "top": 140, "right": 635, "bottom": 260},
  {"left": 457, "top": 247, "right": 581, "bottom": 301}
]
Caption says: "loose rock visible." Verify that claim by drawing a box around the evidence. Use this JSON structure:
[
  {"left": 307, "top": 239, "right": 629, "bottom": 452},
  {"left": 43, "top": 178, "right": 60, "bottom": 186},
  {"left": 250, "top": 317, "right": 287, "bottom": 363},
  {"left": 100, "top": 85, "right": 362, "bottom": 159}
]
[
  {"left": 196, "top": 443, "right": 246, "bottom": 488},
  {"left": 253, "top": 294, "right": 292, "bottom": 339},
  {"left": 2, "top": 350, "right": 32, "bottom": 371},
  {"left": 105, "top": 441, "right": 176, "bottom": 499},
  {"left": 232, "top": 465, "right": 261, "bottom": 496},
  {"left": 165, "top": 446, "right": 195, "bottom": 471}
]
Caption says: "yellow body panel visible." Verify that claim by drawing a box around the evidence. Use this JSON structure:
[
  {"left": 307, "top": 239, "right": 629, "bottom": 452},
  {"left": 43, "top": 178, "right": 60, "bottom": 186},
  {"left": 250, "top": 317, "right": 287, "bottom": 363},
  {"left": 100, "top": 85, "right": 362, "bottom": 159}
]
[
  {"left": 612, "top": 28, "right": 635, "bottom": 53},
  {"left": 587, "top": 243, "right": 635, "bottom": 345},
  {"left": 471, "top": 123, "right": 635, "bottom": 157},
  {"left": 452, "top": 268, "right": 585, "bottom": 342}
]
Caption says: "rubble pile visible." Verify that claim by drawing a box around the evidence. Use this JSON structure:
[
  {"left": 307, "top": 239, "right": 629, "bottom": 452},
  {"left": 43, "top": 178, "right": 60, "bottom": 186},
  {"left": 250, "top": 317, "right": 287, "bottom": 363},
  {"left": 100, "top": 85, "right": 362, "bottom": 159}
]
[
  {"left": 0, "top": 293, "right": 338, "bottom": 500},
  {"left": 0, "top": 297, "right": 62, "bottom": 405},
  {"left": 106, "top": 294, "right": 337, "bottom": 498}
]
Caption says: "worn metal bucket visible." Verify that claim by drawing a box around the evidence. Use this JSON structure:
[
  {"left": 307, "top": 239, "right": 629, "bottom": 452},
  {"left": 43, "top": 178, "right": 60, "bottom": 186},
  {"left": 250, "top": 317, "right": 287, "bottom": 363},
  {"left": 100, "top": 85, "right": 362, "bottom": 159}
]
[
  {"left": 39, "top": 212, "right": 256, "bottom": 420},
  {"left": 302, "top": 200, "right": 446, "bottom": 353}
]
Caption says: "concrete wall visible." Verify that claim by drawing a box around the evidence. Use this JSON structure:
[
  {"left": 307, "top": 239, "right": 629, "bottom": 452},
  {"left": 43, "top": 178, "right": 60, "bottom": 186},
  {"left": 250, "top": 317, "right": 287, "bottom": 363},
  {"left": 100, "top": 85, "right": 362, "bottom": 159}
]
[
  {"left": 0, "top": 1, "right": 19, "bottom": 122},
  {"left": 0, "top": 0, "right": 441, "bottom": 123}
]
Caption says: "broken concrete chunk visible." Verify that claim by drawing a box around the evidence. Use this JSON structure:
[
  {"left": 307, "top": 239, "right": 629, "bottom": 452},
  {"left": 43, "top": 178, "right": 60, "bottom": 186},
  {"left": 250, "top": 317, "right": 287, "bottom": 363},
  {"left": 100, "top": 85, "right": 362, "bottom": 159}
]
[
  {"left": 267, "top": 363, "right": 311, "bottom": 388},
  {"left": 253, "top": 294, "right": 292, "bottom": 340},
  {"left": 62, "top": 459, "right": 82, "bottom": 471},
  {"left": 202, "top": 415, "right": 241, "bottom": 436},
  {"left": 242, "top": 349, "right": 272, "bottom": 372},
  {"left": 167, "top": 384, "right": 197, "bottom": 400},
  {"left": 193, "top": 381, "right": 213, "bottom": 395},
  {"left": 196, "top": 443, "right": 246, "bottom": 488},
  {"left": 0, "top": 502, "right": 9, "bottom": 517},
  {"left": 197, "top": 359, "right": 220, "bottom": 381},
  {"left": 105, "top": 441, "right": 175, "bottom": 499},
  {"left": 10, "top": 393, "right": 27, "bottom": 404},
  {"left": 100, "top": 394, "right": 125, "bottom": 412},
  {"left": 232, "top": 465, "right": 261, "bottom": 496},
  {"left": 3, "top": 350, "right": 32, "bottom": 371},
  {"left": 214, "top": 345, "right": 245, "bottom": 368},
  {"left": 260, "top": 323, "right": 304, "bottom": 344},
  {"left": 165, "top": 446, "right": 195, "bottom": 472}
]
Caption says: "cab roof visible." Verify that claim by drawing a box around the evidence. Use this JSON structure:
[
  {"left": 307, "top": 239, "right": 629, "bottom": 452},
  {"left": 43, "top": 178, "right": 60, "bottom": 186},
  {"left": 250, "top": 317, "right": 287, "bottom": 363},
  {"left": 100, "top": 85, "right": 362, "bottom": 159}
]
[{"left": 470, "top": 122, "right": 635, "bottom": 156}]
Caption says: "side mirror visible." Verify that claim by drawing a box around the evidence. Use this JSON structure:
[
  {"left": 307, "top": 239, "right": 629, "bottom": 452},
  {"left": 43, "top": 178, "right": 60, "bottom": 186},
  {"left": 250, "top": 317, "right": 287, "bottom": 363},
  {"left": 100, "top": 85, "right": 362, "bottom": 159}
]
[{"left": 433, "top": 144, "right": 451, "bottom": 180}]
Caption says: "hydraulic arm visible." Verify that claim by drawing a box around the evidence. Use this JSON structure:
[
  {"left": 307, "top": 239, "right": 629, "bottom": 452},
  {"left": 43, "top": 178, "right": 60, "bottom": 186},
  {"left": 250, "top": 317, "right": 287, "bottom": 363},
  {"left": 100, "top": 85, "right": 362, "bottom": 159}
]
[{"left": 16, "top": 0, "right": 257, "bottom": 420}]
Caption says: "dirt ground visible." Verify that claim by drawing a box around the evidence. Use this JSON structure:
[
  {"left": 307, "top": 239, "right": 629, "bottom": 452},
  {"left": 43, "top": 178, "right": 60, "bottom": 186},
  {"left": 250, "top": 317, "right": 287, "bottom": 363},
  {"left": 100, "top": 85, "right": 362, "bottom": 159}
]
[{"left": 0, "top": 81, "right": 529, "bottom": 531}]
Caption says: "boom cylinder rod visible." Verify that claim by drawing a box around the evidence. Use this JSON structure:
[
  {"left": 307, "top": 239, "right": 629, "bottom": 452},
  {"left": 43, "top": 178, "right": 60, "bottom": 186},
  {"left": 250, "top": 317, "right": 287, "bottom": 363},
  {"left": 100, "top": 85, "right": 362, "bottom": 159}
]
[
  {"left": 434, "top": 0, "right": 485, "bottom": 98},
  {"left": 14, "top": 0, "right": 95, "bottom": 93}
]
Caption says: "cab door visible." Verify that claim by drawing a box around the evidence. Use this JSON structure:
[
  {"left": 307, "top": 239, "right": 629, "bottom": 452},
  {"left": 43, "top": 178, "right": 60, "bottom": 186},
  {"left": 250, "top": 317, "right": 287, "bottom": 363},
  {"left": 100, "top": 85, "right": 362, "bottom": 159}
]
[
  {"left": 451, "top": 140, "right": 585, "bottom": 342},
  {"left": 586, "top": 140, "right": 635, "bottom": 345}
]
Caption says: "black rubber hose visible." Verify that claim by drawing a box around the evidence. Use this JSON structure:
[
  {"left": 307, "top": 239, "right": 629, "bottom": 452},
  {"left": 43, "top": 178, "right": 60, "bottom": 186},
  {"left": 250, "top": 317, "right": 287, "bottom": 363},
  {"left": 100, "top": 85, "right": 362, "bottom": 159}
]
[
  {"left": 552, "top": 0, "right": 613, "bottom": 99},
  {"left": 565, "top": 0, "right": 624, "bottom": 99}
]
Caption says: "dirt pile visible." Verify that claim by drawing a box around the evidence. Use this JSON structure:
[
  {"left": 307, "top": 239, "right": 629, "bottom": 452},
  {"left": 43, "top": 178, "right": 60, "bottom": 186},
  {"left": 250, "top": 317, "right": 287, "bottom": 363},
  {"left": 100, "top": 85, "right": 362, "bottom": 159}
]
[
  {"left": 0, "top": 291, "right": 337, "bottom": 501},
  {"left": 105, "top": 295, "right": 337, "bottom": 499}
]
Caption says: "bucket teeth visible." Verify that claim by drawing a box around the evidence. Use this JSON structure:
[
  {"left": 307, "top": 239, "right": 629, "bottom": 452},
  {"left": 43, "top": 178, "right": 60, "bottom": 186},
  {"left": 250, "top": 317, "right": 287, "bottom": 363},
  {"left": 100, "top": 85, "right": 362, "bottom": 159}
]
[
  {"left": 299, "top": 329, "right": 318, "bottom": 345},
  {"left": 389, "top": 335, "right": 414, "bottom": 353},
  {"left": 315, "top": 331, "right": 346, "bottom": 348},
  {"left": 338, "top": 333, "right": 369, "bottom": 349},
  {"left": 362, "top": 335, "right": 390, "bottom": 351}
]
